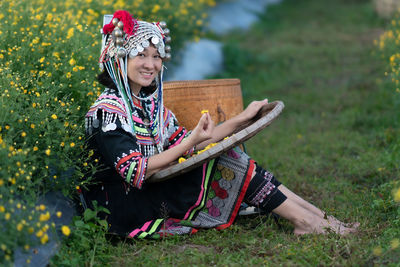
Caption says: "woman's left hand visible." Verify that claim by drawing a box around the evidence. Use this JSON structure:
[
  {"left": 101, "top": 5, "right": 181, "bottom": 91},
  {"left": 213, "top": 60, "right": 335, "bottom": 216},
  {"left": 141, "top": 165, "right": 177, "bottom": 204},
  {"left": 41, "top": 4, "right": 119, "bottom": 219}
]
[{"left": 239, "top": 98, "right": 269, "bottom": 122}]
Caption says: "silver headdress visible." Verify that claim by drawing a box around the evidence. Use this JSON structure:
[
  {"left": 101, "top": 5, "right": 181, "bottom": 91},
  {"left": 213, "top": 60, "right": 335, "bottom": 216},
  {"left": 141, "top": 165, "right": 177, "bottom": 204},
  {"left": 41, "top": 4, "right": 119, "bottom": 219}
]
[{"left": 99, "top": 11, "right": 172, "bottom": 66}]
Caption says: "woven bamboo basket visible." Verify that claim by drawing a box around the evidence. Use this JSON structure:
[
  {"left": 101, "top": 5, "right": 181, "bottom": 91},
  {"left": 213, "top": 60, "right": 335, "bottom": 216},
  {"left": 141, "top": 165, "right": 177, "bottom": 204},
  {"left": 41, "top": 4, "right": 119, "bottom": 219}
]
[
  {"left": 373, "top": 0, "right": 400, "bottom": 18},
  {"left": 163, "top": 79, "right": 244, "bottom": 130}
]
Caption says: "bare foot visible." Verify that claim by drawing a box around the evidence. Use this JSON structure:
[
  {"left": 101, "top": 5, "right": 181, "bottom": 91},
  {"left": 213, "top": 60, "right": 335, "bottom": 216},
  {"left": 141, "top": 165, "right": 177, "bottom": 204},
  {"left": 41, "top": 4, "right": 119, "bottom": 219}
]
[
  {"left": 328, "top": 215, "right": 360, "bottom": 229},
  {"left": 293, "top": 215, "right": 358, "bottom": 236}
]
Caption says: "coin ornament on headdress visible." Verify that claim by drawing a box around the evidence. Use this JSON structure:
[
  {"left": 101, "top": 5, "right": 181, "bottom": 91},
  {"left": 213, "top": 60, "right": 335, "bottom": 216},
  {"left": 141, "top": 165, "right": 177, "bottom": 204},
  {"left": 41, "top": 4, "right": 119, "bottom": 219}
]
[{"left": 100, "top": 10, "right": 172, "bottom": 64}]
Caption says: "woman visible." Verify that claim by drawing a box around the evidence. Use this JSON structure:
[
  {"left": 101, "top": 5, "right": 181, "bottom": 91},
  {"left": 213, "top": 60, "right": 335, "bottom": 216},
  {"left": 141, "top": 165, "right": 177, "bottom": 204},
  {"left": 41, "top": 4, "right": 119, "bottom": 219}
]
[{"left": 84, "top": 10, "right": 358, "bottom": 238}]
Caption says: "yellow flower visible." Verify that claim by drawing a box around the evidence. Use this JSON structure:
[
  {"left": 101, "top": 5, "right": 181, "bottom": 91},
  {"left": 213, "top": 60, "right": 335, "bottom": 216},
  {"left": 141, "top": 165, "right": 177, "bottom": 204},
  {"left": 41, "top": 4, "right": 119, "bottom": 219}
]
[
  {"left": 36, "top": 229, "right": 44, "bottom": 238},
  {"left": 45, "top": 149, "right": 51, "bottom": 156},
  {"left": 33, "top": 146, "right": 38, "bottom": 151},
  {"left": 17, "top": 223, "right": 23, "bottom": 231},
  {"left": 61, "top": 225, "right": 71, "bottom": 236},
  {"left": 201, "top": 109, "right": 209, "bottom": 114},
  {"left": 0, "top": 205, "right": 4, "bottom": 212},
  {"left": 391, "top": 238, "right": 399, "bottom": 250},
  {"left": 394, "top": 187, "right": 400, "bottom": 202},
  {"left": 66, "top": 28, "right": 74, "bottom": 39},
  {"left": 178, "top": 157, "right": 186, "bottom": 163},
  {"left": 70, "top": 142, "right": 75, "bottom": 147},
  {"left": 373, "top": 246, "right": 382, "bottom": 256},
  {"left": 56, "top": 211, "right": 62, "bottom": 218},
  {"left": 51, "top": 114, "right": 57, "bottom": 120},
  {"left": 39, "top": 212, "right": 50, "bottom": 222},
  {"left": 152, "top": 4, "right": 160, "bottom": 13},
  {"left": 21, "top": 132, "right": 26, "bottom": 137},
  {"left": 40, "top": 234, "right": 49, "bottom": 244},
  {"left": 39, "top": 57, "right": 45, "bottom": 63},
  {"left": 53, "top": 52, "right": 60, "bottom": 59},
  {"left": 5, "top": 213, "right": 10, "bottom": 220},
  {"left": 66, "top": 72, "right": 72, "bottom": 78},
  {"left": 69, "top": 58, "right": 76, "bottom": 66},
  {"left": 30, "top": 124, "right": 35, "bottom": 129}
]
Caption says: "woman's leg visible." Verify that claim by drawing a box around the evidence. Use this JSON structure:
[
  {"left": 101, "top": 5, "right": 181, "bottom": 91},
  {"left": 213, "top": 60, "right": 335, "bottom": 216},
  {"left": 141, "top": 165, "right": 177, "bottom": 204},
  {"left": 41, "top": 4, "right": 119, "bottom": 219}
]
[
  {"left": 277, "top": 184, "right": 360, "bottom": 228},
  {"left": 271, "top": 198, "right": 357, "bottom": 235},
  {"left": 245, "top": 166, "right": 358, "bottom": 235}
]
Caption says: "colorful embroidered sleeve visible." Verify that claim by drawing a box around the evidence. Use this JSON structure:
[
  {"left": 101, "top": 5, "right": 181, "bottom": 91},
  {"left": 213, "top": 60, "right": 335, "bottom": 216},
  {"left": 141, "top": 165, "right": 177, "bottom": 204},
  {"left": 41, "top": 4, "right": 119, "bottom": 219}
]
[
  {"left": 164, "top": 108, "right": 195, "bottom": 157},
  {"left": 92, "top": 115, "right": 148, "bottom": 189}
]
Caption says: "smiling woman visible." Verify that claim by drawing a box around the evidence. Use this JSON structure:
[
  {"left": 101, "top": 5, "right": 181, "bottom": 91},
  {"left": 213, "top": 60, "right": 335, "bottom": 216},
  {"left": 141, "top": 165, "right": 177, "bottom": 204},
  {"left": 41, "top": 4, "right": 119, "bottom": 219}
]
[{"left": 83, "top": 10, "right": 358, "bottom": 239}]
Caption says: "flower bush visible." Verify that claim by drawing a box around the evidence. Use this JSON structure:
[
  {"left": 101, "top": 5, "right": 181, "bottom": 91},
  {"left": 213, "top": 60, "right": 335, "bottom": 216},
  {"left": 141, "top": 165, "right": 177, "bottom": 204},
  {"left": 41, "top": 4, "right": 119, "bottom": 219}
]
[
  {"left": 374, "top": 12, "right": 400, "bottom": 260},
  {"left": 0, "top": 0, "right": 216, "bottom": 264}
]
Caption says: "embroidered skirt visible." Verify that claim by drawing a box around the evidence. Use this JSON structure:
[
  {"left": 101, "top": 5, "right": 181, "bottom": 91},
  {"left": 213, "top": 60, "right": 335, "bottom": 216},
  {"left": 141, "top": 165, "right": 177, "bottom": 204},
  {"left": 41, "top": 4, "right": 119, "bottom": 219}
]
[{"left": 83, "top": 148, "right": 254, "bottom": 238}]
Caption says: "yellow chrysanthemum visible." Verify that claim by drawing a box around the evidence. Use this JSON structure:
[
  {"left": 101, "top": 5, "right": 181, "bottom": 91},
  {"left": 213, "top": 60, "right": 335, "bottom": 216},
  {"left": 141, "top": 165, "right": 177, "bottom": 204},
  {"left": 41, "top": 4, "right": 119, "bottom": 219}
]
[
  {"left": 39, "top": 212, "right": 50, "bottom": 222},
  {"left": 391, "top": 238, "right": 399, "bottom": 250},
  {"left": 61, "top": 225, "right": 71, "bottom": 236},
  {"left": 394, "top": 187, "right": 400, "bottom": 202}
]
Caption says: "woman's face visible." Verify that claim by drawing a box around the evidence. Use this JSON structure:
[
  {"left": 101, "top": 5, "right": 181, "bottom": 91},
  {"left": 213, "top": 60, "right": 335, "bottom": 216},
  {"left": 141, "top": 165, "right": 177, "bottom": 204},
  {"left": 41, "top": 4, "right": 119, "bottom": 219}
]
[{"left": 127, "top": 45, "right": 162, "bottom": 93}]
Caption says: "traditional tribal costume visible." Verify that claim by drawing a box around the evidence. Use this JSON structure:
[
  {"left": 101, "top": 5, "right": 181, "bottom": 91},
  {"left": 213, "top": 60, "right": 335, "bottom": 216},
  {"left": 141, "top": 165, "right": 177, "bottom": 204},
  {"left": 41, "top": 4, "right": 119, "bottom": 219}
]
[{"left": 84, "top": 10, "right": 287, "bottom": 238}]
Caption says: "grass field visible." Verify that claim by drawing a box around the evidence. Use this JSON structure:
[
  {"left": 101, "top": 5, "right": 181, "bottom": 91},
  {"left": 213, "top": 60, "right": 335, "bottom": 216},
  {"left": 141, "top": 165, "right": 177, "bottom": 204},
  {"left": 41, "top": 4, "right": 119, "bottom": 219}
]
[{"left": 53, "top": 0, "right": 400, "bottom": 266}]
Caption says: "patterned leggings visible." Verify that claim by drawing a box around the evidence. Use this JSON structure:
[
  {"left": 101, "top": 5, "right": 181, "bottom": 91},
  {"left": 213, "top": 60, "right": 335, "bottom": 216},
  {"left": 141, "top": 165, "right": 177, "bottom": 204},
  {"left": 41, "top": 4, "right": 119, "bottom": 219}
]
[{"left": 243, "top": 164, "right": 287, "bottom": 213}]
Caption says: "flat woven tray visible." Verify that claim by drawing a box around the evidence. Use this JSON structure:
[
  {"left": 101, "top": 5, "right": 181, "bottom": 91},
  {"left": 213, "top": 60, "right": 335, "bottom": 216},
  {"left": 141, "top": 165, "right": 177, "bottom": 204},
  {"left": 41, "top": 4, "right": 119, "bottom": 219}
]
[{"left": 148, "top": 101, "right": 285, "bottom": 182}]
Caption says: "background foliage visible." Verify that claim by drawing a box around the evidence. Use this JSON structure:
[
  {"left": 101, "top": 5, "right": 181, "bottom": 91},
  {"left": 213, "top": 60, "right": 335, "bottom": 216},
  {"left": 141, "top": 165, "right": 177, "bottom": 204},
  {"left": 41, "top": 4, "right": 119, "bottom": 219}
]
[{"left": 0, "top": 0, "right": 216, "bottom": 264}]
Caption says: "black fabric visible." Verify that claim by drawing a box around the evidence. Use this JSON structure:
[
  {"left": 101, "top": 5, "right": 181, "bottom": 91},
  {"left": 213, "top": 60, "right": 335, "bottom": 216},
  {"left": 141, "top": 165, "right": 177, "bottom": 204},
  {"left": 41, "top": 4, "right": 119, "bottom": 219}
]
[
  {"left": 244, "top": 166, "right": 287, "bottom": 214},
  {"left": 83, "top": 163, "right": 216, "bottom": 235}
]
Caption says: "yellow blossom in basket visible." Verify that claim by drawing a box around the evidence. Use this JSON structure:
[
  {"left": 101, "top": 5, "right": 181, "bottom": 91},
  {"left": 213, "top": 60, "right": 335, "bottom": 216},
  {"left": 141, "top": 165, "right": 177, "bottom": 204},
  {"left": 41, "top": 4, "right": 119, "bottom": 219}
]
[
  {"left": 201, "top": 109, "right": 209, "bottom": 114},
  {"left": 178, "top": 157, "right": 186, "bottom": 163},
  {"left": 61, "top": 225, "right": 71, "bottom": 236}
]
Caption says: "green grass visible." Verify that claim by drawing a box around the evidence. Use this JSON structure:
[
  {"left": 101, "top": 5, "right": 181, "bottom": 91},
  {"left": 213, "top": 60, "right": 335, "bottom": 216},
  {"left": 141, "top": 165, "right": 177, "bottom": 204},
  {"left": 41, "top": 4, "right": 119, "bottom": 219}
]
[{"left": 53, "top": 0, "right": 400, "bottom": 265}]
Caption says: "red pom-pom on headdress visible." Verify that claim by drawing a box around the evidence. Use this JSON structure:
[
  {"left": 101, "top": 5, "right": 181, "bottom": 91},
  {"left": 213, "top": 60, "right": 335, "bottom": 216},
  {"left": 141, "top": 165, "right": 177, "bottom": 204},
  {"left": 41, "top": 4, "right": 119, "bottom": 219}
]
[{"left": 102, "top": 10, "right": 137, "bottom": 36}]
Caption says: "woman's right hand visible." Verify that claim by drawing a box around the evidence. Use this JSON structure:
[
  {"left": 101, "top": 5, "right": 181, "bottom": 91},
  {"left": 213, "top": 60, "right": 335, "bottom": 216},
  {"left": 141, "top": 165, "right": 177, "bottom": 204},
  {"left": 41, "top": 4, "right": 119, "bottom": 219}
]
[{"left": 189, "top": 112, "right": 215, "bottom": 146}]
